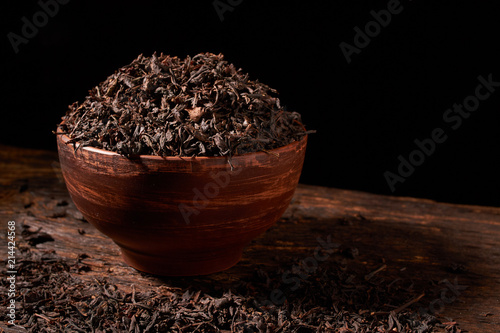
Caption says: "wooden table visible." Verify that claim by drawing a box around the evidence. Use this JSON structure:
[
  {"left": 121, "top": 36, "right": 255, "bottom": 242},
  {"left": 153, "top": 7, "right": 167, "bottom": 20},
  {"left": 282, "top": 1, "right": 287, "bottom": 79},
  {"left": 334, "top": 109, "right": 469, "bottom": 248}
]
[{"left": 1, "top": 144, "right": 499, "bottom": 332}]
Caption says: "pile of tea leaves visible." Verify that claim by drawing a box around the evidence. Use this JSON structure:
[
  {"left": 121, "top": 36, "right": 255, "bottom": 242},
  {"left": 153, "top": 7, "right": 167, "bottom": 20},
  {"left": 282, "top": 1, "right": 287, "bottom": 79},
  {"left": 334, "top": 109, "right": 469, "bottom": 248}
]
[{"left": 58, "top": 52, "right": 310, "bottom": 157}]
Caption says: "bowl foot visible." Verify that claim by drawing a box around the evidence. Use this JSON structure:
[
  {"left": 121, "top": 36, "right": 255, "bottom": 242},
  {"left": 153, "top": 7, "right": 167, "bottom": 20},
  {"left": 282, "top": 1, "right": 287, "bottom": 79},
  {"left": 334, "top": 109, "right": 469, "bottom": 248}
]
[{"left": 119, "top": 246, "right": 243, "bottom": 276}]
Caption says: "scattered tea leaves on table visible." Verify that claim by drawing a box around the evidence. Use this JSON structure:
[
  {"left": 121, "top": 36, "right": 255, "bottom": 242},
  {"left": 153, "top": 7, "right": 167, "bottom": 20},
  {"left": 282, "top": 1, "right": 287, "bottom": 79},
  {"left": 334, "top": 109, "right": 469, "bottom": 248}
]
[{"left": 1, "top": 224, "right": 462, "bottom": 333}]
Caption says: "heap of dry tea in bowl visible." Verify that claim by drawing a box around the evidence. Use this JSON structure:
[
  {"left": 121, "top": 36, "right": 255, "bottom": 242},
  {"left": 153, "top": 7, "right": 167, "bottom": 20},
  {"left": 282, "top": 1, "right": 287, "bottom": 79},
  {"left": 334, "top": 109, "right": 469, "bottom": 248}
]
[{"left": 59, "top": 52, "right": 310, "bottom": 157}]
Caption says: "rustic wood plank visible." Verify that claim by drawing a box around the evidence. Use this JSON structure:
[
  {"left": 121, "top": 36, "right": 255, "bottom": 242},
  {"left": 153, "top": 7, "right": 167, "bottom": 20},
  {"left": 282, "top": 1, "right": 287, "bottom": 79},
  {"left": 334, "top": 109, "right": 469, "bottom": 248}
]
[{"left": 1, "top": 144, "right": 499, "bottom": 332}]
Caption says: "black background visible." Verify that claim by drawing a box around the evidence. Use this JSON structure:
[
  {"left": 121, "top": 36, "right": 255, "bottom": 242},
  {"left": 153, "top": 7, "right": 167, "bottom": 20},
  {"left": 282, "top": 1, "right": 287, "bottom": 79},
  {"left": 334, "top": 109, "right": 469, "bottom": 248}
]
[{"left": 1, "top": 0, "right": 499, "bottom": 206}]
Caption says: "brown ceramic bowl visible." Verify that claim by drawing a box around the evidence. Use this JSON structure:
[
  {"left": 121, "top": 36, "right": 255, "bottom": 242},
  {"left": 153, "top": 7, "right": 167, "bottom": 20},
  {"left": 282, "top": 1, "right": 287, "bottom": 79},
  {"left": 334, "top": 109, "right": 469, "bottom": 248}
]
[{"left": 56, "top": 131, "right": 307, "bottom": 276}]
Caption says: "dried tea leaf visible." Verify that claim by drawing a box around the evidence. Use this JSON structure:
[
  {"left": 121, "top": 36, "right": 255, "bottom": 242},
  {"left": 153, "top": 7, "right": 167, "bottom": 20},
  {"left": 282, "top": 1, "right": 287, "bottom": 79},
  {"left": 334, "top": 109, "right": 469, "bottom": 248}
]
[
  {"left": 186, "top": 106, "right": 205, "bottom": 122},
  {"left": 58, "top": 52, "right": 312, "bottom": 157}
]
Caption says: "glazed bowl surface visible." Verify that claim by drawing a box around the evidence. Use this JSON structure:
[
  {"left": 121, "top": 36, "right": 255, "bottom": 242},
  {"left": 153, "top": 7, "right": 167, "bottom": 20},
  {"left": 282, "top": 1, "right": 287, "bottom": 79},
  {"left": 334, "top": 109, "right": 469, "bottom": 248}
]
[{"left": 56, "top": 132, "right": 307, "bottom": 276}]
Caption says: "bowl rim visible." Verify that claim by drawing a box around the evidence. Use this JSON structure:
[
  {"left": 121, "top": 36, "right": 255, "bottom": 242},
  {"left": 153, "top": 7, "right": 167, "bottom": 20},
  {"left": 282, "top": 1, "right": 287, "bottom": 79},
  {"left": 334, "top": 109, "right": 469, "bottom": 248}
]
[{"left": 56, "top": 127, "right": 307, "bottom": 161}]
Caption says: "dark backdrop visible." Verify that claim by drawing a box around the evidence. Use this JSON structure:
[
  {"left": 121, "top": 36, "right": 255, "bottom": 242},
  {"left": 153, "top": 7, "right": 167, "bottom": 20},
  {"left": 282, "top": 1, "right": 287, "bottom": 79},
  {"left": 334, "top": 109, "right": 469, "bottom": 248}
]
[{"left": 1, "top": 0, "right": 499, "bottom": 206}]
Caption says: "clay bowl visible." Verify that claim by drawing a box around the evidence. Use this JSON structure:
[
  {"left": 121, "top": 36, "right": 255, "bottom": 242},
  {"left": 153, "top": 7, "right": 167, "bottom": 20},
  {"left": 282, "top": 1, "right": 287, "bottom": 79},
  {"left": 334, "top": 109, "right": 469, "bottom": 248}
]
[{"left": 56, "top": 131, "right": 307, "bottom": 276}]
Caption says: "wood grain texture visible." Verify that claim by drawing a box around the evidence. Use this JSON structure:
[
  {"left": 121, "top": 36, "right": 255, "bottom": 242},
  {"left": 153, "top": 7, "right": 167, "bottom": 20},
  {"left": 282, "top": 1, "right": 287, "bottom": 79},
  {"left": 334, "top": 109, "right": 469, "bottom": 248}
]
[
  {"left": 56, "top": 134, "right": 307, "bottom": 276},
  {"left": 0, "top": 143, "right": 499, "bottom": 332}
]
